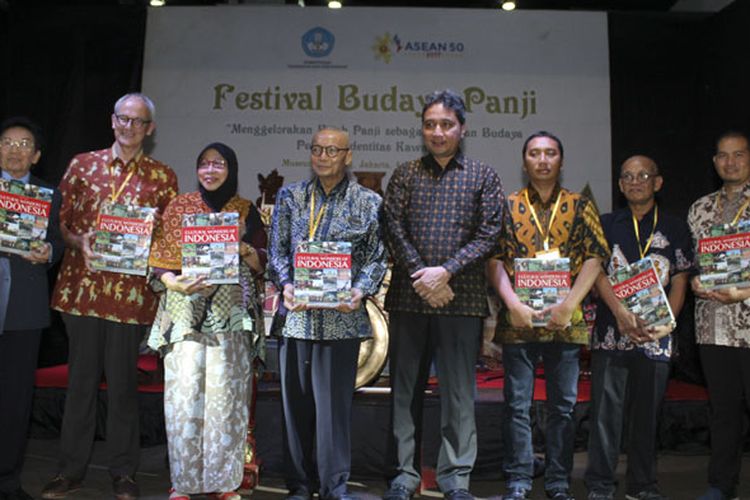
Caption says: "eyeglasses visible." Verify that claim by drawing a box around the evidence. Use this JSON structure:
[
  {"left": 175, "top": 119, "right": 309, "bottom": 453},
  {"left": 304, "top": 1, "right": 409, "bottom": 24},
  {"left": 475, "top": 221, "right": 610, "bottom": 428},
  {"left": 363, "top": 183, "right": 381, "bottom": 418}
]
[
  {"left": 620, "top": 171, "right": 658, "bottom": 183},
  {"left": 311, "top": 145, "right": 349, "bottom": 157},
  {"left": 198, "top": 159, "right": 227, "bottom": 170},
  {"left": 114, "top": 114, "right": 152, "bottom": 128},
  {"left": 0, "top": 138, "right": 35, "bottom": 151}
]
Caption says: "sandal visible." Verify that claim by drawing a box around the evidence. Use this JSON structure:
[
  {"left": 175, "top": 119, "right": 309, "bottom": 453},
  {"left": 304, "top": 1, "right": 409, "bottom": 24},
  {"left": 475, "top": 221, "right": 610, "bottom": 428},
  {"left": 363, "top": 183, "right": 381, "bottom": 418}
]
[{"left": 169, "top": 488, "right": 191, "bottom": 500}]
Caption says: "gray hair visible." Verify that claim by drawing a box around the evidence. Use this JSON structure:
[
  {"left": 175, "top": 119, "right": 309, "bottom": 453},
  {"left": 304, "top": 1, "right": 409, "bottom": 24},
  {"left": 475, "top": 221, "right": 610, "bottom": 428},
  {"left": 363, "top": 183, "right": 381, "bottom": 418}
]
[{"left": 114, "top": 93, "right": 156, "bottom": 121}]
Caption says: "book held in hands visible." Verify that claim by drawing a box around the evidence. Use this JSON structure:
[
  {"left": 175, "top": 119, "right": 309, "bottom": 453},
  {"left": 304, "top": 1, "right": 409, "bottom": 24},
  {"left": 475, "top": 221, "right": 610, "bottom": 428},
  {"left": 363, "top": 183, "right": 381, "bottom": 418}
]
[
  {"left": 0, "top": 178, "right": 53, "bottom": 257},
  {"left": 91, "top": 203, "right": 156, "bottom": 276},
  {"left": 181, "top": 212, "right": 240, "bottom": 285},
  {"left": 513, "top": 257, "right": 571, "bottom": 327},
  {"left": 294, "top": 241, "right": 352, "bottom": 308},
  {"left": 609, "top": 257, "right": 675, "bottom": 328},
  {"left": 697, "top": 220, "right": 750, "bottom": 290}
]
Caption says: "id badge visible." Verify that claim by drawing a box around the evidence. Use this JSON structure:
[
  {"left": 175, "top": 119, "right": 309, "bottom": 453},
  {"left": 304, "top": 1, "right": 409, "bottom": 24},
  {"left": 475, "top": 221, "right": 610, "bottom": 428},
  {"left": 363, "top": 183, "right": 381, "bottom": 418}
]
[{"left": 535, "top": 247, "right": 561, "bottom": 260}]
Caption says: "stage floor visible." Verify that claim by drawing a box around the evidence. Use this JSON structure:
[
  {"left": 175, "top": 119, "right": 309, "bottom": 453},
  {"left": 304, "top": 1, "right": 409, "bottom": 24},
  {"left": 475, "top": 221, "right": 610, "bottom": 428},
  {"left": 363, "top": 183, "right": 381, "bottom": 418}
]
[
  {"left": 30, "top": 357, "right": 728, "bottom": 481},
  {"left": 18, "top": 438, "right": 750, "bottom": 499}
]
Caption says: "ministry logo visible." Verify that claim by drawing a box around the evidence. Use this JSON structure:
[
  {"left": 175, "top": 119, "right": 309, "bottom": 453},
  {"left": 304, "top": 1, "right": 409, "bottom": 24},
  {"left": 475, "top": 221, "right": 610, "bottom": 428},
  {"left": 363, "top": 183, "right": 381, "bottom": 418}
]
[{"left": 302, "top": 27, "right": 335, "bottom": 58}]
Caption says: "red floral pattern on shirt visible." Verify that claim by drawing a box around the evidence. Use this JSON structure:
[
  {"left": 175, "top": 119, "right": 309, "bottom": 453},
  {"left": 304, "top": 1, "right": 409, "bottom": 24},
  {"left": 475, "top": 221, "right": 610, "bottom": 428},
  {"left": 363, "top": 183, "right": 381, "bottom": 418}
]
[{"left": 51, "top": 148, "right": 178, "bottom": 324}]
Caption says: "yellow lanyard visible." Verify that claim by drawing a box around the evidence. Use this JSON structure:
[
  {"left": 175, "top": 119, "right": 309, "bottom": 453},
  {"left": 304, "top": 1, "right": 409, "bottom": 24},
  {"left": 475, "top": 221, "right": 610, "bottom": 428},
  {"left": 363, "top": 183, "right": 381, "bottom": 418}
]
[
  {"left": 108, "top": 160, "right": 135, "bottom": 204},
  {"left": 632, "top": 205, "right": 658, "bottom": 260},
  {"left": 308, "top": 189, "right": 326, "bottom": 241},
  {"left": 731, "top": 198, "right": 750, "bottom": 226},
  {"left": 525, "top": 188, "right": 562, "bottom": 251}
]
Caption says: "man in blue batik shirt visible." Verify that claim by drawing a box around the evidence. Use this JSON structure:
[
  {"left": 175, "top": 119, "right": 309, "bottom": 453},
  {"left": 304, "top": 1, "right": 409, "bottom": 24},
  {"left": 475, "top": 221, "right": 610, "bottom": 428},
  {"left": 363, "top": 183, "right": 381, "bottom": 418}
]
[
  {"left": 268, "top": 127, "right": 387, "bottom": 500},
  {"left": 585, "top": 156, "right": 692, "bottom": 500}
]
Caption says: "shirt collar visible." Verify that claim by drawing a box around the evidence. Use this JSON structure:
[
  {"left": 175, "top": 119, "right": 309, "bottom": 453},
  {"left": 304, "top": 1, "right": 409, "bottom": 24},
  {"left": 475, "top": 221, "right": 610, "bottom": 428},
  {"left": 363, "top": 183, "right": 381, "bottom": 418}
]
[
  {"left": 620, "top": 203, "right": 658, "bottom": 223},
  {"left": 1, "top": 170, "right": 31, "bottom": 183},
  {"left": 719, "top": 180, "right": 750, "bottom": 202},
  {"left": 525, "top": 182, "right": 562, "bottom": 208},
  {"left": 421, "top": 150, "right": 465, "bottom": 175},
  {"left": 309, "top": 175, "right": 350, "bottom": 199},
  {"left": 110, "top": 144, "right": 143, "bottom": 168}
]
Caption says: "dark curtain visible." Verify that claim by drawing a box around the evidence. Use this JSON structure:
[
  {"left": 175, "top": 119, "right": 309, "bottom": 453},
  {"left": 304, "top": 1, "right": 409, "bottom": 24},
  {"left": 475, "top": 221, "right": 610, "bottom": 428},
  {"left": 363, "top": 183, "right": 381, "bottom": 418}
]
[{"left": 0, "top": 4, "right": 146, "bottom": 365}]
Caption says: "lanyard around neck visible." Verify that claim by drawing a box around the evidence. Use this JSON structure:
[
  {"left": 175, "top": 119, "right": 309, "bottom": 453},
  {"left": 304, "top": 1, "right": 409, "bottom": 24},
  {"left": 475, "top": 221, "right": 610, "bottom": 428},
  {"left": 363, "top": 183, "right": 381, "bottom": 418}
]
[
  {"left": 108, "top": 160, "right": 135, "bottom": 204},
  {"left": 524, "top": 188, "right": 562, "bottom": 251},
  {"left": 308, "top": 188, "right": 327, "bottom": 241},
  {"left": 632, "top": 205, "right": 658, "bottom": 260}
]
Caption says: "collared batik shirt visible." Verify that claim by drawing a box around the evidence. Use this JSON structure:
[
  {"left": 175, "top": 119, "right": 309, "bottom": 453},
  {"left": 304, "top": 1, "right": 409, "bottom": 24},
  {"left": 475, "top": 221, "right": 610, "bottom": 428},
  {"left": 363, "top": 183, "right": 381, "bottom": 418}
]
[
  {"left": 383, "top": 152, "right": 506, "bottom": 317},
  {"left": 51, "top": 147, "right": 178, "bottom": 325},
  {"left": 688, "top": 182, "right": 750, "bottom": 348},
  {"left": 496, "top": 184, "right": 610, "bottom": 345},
  {"left": 593, "top": 206, "right": 693, "bottom": 361},
  {"left": 268, "top": 177, "right": 387, "bottom": 341}
]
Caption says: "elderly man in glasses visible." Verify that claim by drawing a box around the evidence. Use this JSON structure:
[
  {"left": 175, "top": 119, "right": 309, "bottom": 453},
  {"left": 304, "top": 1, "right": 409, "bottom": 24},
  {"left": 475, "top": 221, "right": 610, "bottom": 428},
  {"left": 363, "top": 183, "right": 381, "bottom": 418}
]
[
  {"left": 41, "top": 93, "right": 178, "bottom": 500},
  {"left": 268, "top": 127, "right": 387, "bottom": 500},
  {"left": 584, "top": 156, "right": 692, "bottom": 500}
]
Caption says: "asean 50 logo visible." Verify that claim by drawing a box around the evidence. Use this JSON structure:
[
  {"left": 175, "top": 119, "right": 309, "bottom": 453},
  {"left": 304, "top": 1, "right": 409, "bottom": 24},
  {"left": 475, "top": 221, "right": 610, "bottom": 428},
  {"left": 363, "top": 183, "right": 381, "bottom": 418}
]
[{"left": 372, "top": 32, "right": 465, "bottom": 63}]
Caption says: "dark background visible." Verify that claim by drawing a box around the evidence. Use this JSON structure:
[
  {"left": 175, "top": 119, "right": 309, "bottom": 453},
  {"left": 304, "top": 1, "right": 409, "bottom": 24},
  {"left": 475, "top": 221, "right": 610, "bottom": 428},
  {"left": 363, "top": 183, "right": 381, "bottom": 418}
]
[{"left": 1, "top": 1, "right": 748, "bottom": 380}]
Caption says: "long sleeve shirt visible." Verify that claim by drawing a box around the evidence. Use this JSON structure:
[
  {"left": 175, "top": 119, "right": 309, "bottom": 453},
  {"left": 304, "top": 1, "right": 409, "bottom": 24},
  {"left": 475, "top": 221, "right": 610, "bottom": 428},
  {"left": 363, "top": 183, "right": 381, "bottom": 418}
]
[
  {"left": 383, "top": 152, "right": 506, "bottom": 317},
  {"left": 268, "top": 177, "right": 387, "bottom": 340}
]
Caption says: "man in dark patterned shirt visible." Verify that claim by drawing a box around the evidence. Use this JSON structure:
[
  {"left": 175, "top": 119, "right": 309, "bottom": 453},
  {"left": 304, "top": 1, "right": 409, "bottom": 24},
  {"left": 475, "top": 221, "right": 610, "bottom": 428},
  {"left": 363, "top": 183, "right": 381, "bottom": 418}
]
[
  {"left": 383, "top": 89, "right": 506, "bottom": 500},
  {"left": 585, "top": 156, "right": 692, "bottom": 500}
]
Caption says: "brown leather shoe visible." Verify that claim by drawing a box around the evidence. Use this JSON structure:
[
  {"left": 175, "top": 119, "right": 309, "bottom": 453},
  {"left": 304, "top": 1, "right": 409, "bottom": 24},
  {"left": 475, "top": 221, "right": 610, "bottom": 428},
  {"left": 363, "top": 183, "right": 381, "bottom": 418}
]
[
  {"left": 40, "top": 475, "right": 82, "bottom": 499},
  {"left": 113, "top": 475, "right": 139, "bottom": 500}
]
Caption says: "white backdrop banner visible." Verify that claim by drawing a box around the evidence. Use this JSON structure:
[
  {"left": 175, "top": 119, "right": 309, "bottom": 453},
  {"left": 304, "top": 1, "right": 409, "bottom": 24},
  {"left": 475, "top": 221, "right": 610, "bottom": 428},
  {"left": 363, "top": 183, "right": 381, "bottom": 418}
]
[{"left": 142, "top": 6, "right": 611, "bottom": 209}]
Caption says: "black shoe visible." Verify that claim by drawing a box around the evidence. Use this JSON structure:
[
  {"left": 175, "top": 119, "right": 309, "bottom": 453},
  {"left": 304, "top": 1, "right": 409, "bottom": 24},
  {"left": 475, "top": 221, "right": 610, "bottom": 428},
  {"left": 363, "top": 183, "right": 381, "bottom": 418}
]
[
  {"left": 547, "top": 490, "right": 575, "bottom": 500},
  {"left": 113, "top": 475, "right": 139, "bottom": 500},
  {"left": 445, "top": 489, "right": 474, "bottom": 500},
  {"left": 41, "top": 475, "right": 83, "bottom": 499},
  {"left": 6, "top": 489, "right": 34, "bottom": 500},
  {"left": 382, "top": 483, "right": 413, "bottom": 500}
]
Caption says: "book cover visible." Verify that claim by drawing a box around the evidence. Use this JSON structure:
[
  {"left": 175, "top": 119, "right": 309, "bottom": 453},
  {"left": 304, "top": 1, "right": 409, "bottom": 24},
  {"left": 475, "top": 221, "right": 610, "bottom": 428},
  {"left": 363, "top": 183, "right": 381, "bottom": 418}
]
[
  {"left": 609, "top": 257, "right": 675, "bottom": 328},
  {"left": 293, "top": 241, "right": 352, "bottom": 308},
  {"left": 181, "top": 211, "right": 240, "bottom": 285},
  {"left": 697, "top": 220, "right": 750, "bottom": 290},
  {"left": 514, "top": 257, "right": 571, "bottom": 327},
  {"left": 0, "top": 178, "right": 53, "bottom": 257},
  {"left": 91, "top": 203, "right": 156, "bottom": 276}
]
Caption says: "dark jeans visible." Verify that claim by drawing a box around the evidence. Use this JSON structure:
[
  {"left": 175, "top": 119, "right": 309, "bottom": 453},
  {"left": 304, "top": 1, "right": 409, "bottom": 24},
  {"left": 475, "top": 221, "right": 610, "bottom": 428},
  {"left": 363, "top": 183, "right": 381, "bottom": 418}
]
[
  {"left": 699, "top": 344, "right": 750, "bottom": 497},
  {"left": 279, "top": 336, "right": 361, "bottom": 500},
  {"left": 502, "top": 342, "right": 581, "bottom": 493},
  {"left": 386, "top": 312, "right": 482, "bottom": 493},
  {"left": 584, "top": 350, "right": 669, "bottom": 496},
  {"left": 58, "top": 314, "right": 144, "bottom": 480},
  {"left": 0, "top": 329, "right": 41, "bottom": 493}
]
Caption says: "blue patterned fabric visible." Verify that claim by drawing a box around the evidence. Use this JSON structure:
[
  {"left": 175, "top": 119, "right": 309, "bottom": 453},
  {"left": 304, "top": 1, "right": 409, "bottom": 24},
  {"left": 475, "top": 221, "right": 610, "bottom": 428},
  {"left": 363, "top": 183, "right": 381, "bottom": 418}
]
[
  {"left": 592, "top": 206, "right": 693, "bottom": 361},
  {"left": 268, "top": 177, "right": 388, "bottom": 340}
]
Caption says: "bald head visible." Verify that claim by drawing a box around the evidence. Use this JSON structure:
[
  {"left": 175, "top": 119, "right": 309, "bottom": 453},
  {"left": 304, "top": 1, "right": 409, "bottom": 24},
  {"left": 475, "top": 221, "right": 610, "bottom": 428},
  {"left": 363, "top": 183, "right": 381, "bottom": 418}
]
[
  {"left": 618, "top": 154, "right": 663, "bottom": 209},
  {"left": 313, "top": 128, "right": 350, "bottom": 147},
  {"left": 620, "top": 155, "right": 659, "bottom": 176}
]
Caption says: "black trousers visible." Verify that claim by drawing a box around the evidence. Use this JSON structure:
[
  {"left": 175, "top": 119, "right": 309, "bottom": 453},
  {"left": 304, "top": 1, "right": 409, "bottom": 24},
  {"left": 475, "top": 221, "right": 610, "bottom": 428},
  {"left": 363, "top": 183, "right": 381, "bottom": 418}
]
[
  {"left": 58, "top": 314, "right": 144, "bottom": 480},
  {"left": 699, "top": 344, "right": 750, "bottom": 497},
  {"left": 279, "top": 336, "right": 361, "bottom": 500},
  {"left": 386, "top": 312, "right": 482, "bottom": 494},
  {"left": 584, "top": 350, "right": 670, "bottom": 496},
  {"left": 0, "top": 329, "right": 41, "bottom": 493}
]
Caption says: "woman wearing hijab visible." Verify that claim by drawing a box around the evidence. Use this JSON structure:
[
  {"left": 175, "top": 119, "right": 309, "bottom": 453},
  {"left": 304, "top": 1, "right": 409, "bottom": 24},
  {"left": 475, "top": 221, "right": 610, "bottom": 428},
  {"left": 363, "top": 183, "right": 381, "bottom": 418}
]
[{"left": 147, "top": 142, "right": 267, "bottom": 500}]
